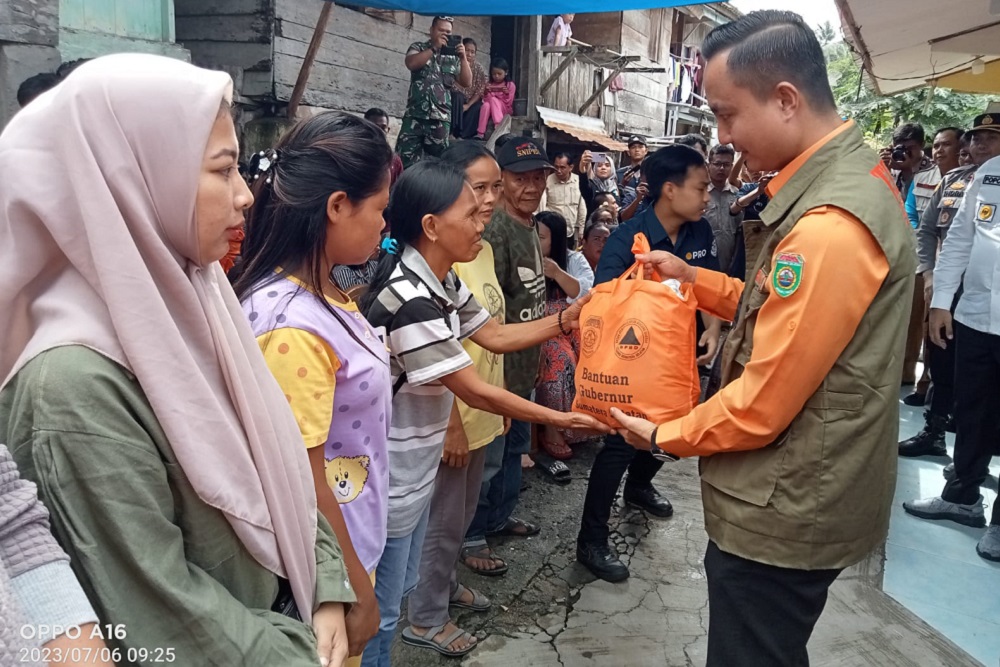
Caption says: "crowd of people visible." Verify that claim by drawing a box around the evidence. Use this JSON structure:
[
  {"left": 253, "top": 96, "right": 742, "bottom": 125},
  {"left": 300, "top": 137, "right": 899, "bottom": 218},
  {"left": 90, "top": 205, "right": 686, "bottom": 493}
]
[{"left": 2, "top": 8, "right": 998, "bottom": 667}]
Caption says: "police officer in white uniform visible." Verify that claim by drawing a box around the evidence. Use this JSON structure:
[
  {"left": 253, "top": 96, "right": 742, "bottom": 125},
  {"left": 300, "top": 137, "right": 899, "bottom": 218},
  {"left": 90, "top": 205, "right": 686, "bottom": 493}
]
[{"left": 904, "top": 113, "right": 1000, "bottom": 562}]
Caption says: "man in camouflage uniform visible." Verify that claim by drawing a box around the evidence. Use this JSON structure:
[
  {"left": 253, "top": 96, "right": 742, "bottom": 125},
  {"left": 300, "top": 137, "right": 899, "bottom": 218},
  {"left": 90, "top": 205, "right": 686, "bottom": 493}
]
[{"left": 398, "top": 17, "right": 472, "bottom": 168}]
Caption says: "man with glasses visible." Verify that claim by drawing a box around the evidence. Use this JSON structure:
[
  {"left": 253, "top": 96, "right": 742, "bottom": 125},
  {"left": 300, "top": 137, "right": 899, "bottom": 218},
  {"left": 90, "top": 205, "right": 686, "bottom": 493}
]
[
  {"left": 705, "top": 144, "right": 742, "bottom": 274},
  {"left": 397, "top": 16, "right": 472, "bottom": 168}
]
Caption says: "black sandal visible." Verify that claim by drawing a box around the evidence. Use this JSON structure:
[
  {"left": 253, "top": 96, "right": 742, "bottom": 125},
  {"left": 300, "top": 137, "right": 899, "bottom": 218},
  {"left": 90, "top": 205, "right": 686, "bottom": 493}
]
[{"left": 535, "top": 453, "right": 572, "bottom": 485}]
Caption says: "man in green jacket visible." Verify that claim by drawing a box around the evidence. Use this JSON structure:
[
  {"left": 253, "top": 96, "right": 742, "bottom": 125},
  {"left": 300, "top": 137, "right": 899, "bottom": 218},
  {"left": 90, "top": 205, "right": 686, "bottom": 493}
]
[{"left": 614, "top": 11, "right": 914, "bottom": 666}]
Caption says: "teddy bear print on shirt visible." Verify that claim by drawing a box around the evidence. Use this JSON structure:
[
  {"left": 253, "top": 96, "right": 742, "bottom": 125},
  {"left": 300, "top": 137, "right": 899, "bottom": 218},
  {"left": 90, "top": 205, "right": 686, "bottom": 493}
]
[{"left": 325, "top": 455, "right": 371, "bottom": 504}]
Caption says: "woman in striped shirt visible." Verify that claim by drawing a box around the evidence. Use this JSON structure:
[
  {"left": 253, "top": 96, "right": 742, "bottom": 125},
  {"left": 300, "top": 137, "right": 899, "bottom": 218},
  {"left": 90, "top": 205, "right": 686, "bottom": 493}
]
[{"left": 360, "top": 160, "right": 609, "bottom": 662}]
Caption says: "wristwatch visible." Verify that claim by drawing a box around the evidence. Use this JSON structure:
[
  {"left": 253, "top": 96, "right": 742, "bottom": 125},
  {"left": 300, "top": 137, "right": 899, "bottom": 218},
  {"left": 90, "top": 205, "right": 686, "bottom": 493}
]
[{"left": 648, "top": 426, "right": 680, "bottom": 462}]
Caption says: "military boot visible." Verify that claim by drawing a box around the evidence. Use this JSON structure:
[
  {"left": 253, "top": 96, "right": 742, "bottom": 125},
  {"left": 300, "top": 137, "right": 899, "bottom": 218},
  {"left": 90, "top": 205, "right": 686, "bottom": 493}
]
[{"left": 899, "top": 411, "right": 948, "bottom": 457}]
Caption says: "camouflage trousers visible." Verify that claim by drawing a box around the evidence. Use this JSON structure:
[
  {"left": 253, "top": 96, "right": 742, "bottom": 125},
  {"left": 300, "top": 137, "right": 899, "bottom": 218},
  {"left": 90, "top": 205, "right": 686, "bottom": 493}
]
[{"left": 396, "top": 116, "right": 451, "bottom": 169}]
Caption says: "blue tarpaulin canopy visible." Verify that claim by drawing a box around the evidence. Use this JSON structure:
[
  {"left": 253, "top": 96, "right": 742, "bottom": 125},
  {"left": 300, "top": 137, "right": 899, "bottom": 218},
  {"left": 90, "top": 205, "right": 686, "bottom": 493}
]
[{"left": 325, "top": 0, "right": 723, "bottom": 16}]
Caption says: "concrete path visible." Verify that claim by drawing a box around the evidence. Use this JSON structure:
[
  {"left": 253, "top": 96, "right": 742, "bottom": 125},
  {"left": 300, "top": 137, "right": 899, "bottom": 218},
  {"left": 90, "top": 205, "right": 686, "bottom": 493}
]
[{"left": 391, "top": 442, "right": 982, "bottom": 667}]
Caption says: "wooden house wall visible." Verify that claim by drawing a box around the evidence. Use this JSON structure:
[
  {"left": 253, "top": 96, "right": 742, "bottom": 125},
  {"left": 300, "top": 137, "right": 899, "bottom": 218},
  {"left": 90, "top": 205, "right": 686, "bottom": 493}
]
[
  {"left": 538, "top": 51, "right": 602, "bottom": 119},
  {"left": 614, "top": 8, "right": 672, "bottom": 138},
  {"left": 175, "top": 0, "right": 273, "bottom": 99},
  {"left": 557, "top": 12, "right": 622, "bottom": 49},
  {"left": 176, "top": 0, "right": 490, "bottom": 122},
  {"left": 272, "top": 1, "right": 490, "bottom": 121}
]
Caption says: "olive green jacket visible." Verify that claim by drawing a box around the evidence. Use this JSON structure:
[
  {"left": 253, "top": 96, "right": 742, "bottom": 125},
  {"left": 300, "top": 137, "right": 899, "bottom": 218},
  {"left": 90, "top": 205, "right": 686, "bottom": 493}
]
[
  {"left": 0, "top": 346, "right": 354, "bottom": 666},
  {"left": 702, "top": 124, "right": 916, "bottom": 570}
]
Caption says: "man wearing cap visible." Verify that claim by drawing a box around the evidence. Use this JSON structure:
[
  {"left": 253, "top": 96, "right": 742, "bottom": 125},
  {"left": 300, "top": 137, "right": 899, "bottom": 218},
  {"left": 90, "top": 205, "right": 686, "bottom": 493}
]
[
  {"left": 618, "top": 136, "right": 649, "bottom": 209},
  {"left": 904, "top": 112, "right": 1000, "bottom": 562},
  {"left": 901, "top": 124, "right": 990, "bottom": 457},
  {"left": 540, "top": 152, "right": 588, "bottom": 245},
  {"left": 397, "top": 16, "right": 472, "bottom": 168},
  {"left": 473, "top": 138, "right": 553, "bottom": 545}
]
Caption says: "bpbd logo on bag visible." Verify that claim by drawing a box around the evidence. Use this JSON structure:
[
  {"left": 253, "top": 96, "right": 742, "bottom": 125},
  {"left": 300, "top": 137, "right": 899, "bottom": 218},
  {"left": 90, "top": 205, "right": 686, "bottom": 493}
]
[{"left": 614, "top": 319, "right": 650, "bottom": 361}]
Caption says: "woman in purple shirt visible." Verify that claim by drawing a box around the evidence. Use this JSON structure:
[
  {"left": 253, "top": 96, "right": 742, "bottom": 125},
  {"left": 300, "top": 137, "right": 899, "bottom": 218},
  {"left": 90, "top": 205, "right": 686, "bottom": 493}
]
[{"left": 234, "top": 112, "right": 393, "bottom": 666}]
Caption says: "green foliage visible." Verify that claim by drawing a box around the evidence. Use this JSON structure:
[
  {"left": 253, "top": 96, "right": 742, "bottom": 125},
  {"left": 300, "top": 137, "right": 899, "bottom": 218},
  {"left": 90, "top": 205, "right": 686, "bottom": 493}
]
[
  {"left": 816, "top": 21, "right": 836, "bottom": 46},
  {"left": 820, "top": 29, "right": 992, "bottom": 146}
]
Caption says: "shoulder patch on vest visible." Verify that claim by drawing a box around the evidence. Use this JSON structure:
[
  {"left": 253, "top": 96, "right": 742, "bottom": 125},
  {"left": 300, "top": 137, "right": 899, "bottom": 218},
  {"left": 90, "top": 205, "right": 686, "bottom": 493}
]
[
  {"left": 772, "top": 253, "right": 803, "bottom": 298},
  {"left": 983, "top": 175, "right": 1000, "bottom": 187},
  {"left": 977, "top": 204, "right": 996, "bottom": 224}
]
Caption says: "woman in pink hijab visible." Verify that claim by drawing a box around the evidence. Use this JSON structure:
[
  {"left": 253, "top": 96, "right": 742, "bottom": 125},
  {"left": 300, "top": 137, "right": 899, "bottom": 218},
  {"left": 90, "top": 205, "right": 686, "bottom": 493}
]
[{"left": 0, "top": 54, "right": 354, "bottom": 667}]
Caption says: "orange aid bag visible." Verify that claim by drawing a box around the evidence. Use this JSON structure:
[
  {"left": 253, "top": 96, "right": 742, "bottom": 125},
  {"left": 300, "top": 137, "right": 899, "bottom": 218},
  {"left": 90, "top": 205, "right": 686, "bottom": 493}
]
[{"left": 572, "top": 233, "right": 701, "bottom": 428}]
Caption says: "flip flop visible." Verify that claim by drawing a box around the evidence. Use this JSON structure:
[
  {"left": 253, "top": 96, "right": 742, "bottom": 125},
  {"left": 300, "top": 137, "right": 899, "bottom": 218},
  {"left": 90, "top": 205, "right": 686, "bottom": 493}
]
[
  {"left": 540, "top": 435, "right": 573, "bottom": 460},
  {"left": 488, "top": 517, "right": 541, "bottom": 538},
  {"left": 460, "top": 545, "right": 508, "bottom": 577},
  {"left": 401, "top": 623, "right": 477, "bottom": 657},
  {"left": 450, "top": 584, "right": 492, "bottom": 612},
  {"left": 534, "top": 453, "right": 572, "bottom": 485}
]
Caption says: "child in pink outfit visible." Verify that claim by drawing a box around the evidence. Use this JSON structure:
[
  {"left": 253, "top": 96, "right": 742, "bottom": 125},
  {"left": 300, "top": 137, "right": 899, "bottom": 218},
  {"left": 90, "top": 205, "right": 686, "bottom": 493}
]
[{"left": 477, "top": 58, "right": 515, "bottom": 139}]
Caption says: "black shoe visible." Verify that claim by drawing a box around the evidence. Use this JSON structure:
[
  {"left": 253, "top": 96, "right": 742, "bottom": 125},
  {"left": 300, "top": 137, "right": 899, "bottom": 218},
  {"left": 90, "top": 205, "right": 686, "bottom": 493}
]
[
  {"left": 898, "top": 412, "right": 948, "bottom": 458},
  {"left": 576, "top": 541, "right": 630, "bottom": 582},
  {"left": 943, "top": 463, "right": 956, "bottom": 481},
  {"left": 623, "top": 485, "right": 674, "bottom": 518},
  {"left": 903, "top": 392, "right": 926, "bottom": 407}
]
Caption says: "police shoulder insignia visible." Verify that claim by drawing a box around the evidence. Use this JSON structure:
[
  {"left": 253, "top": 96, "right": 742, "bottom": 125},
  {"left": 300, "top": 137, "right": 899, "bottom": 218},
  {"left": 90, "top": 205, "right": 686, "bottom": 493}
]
[
  {"left": 977, "top": 203, "right": 997, "bottom": 224},
  {"left": 983, "top": 175, "right": 1000, "bottom": 187},
  {"left": 772, "top": 253, "right": 804, "bottom": 298}
]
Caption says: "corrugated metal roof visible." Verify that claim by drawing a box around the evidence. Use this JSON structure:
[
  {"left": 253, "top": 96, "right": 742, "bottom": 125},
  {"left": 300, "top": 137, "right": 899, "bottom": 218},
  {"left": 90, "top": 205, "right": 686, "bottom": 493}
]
[
  {"left": 537, "top": 106, "right": 628, "bottom": 151},
  {"left": 837, "top": 0, "right": 1000, "bottom": 95}
]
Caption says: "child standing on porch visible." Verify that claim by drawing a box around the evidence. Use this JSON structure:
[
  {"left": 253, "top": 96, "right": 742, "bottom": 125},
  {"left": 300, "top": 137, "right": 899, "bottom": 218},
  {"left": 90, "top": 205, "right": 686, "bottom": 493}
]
[{"left": 476, "top": 59, "right": 515, "bottom": 140}]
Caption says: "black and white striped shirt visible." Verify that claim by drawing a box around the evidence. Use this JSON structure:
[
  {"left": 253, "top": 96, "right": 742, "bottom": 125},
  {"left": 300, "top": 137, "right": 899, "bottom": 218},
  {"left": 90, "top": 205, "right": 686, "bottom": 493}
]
[{"left": 366, "top": 245, "right": 490, "bottom": 537}]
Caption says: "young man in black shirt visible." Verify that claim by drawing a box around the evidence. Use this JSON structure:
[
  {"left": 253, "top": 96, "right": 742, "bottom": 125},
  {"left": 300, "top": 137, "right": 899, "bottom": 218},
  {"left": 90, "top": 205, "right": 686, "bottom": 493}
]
[{"left": 577, "top": 145, "right": 723, "bottom": 581}]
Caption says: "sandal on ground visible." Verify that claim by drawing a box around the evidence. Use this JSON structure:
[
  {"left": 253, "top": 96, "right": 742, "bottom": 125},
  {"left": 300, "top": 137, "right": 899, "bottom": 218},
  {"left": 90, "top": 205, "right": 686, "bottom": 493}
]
[
  {"left": 488, "top": 517, "right": 541, "bottom": 538},
  {"left": 450, "top": 583, "right": 492, "bottom": 612},
  {"left": 401, "top": 623, "right": 477, "bottom": 657},
  {"left": 534, "top": 453, "right": 572, "bottom": 485},
  {"left": 460, "top": 545, "right": 508, "bottom": 577},
  {"left": 540, "top": 435, "right": 572, "bottom": 460}
]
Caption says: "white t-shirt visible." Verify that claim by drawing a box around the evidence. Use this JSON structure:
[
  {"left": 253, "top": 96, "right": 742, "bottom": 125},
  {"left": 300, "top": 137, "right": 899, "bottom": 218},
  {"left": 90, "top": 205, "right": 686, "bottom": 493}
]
[{"left": 547, "top": 16, "right": 572, "bottom": 46}]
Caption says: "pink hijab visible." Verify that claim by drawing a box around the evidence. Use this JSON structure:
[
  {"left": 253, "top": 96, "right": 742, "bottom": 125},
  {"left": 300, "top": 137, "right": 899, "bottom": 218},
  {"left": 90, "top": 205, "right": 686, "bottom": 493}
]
[{"left": 0, "top": 54, "right": 320, "bottom": 621}]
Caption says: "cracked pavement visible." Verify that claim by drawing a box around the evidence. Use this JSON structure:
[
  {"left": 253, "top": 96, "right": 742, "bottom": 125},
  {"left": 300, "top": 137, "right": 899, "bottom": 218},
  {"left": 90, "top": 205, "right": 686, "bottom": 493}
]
[{"left": 391, "top": 441, "right": 982, "bottom": 667}]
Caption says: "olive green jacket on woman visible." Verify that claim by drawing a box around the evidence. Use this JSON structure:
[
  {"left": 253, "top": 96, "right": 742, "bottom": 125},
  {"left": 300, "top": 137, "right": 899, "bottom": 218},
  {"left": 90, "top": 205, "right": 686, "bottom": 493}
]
[{"left": 0, "top": 346, "right": 354, "bottom": 667}]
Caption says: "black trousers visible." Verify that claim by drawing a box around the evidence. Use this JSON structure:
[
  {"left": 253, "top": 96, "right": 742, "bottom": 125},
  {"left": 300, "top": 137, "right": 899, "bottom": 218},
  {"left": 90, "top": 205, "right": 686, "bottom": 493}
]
[
  {"left": 927, "top": 292, "right": 960, "bottom": 418},
  {"left": 577, "top": 434, "right": 662, "bottom": 545},
  {"left": 705, "top": 541, "right": 842, "bottom": 667},
  {"left": 927, "top": 330, "right": 956, "bottom": 418},
  {"left": 942, "top": 322, "right": 1000, "bottom": 524}
]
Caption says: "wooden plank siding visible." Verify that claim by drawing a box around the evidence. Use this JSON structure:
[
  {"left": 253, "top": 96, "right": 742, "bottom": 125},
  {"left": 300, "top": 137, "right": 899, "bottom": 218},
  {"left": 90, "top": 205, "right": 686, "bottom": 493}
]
[
  {"left": 559, "top": 12, "right": 622, "bottom": 49},
  {"left": 175, "top": 0, "right": 273, "bottom": 98},
  {"left": 538, "top": 51, "right": 602, "bottom": 119},
  {"left": 273, "top": 0, "right": 490, "bottom": 120},
  {"left": 0, "top": 0, "right": 59, "bottom": 45},
  {"left": 614, "top": 8, "right": 672, "bottom": 138},
  {"left": 533, "top": 9, "right": 672, "bottom": 138},
  {"left": 176, "top": 0, "right": 489, "bottom": 120}
]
